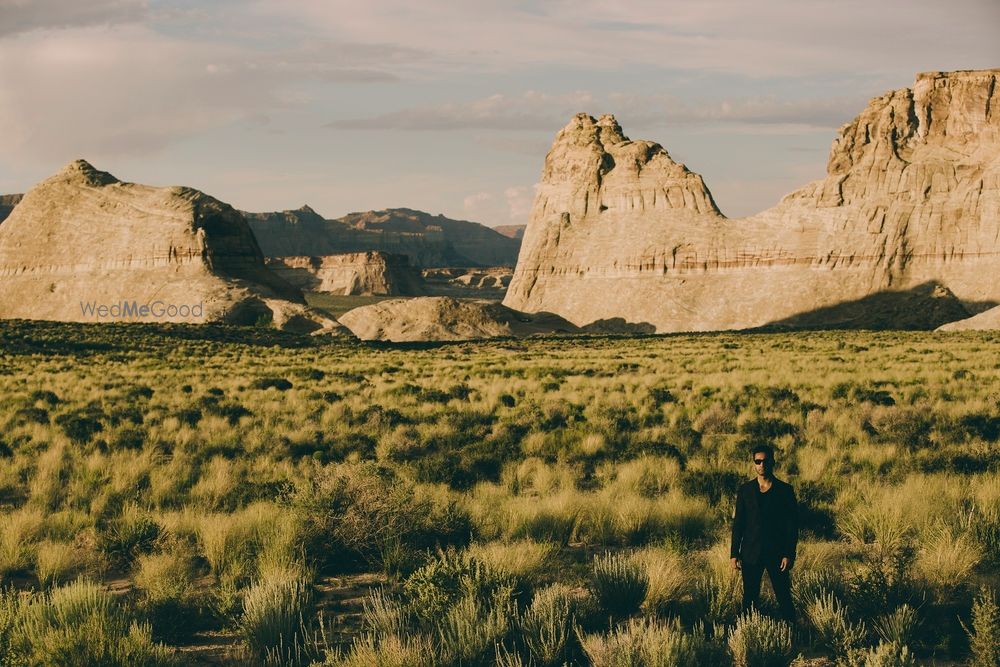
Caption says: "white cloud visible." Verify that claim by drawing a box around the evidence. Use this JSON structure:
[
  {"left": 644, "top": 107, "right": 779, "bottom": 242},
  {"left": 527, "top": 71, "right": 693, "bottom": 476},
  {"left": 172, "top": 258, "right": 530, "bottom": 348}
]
[
  {"left": 328, "top": 91, "right": 595, "bottom": 131},
  {"left": 0, "top": 0, "right": 147, "bottom": 37},
  {"left": 463, "top": 191, "right": 493, "bottom": 211},
  {"left": 257, "top": 0, "right": 1000, "bottom": 78},
  {"left": 504, "top": 185, "right": 536, "bottom": 223},
  {"left": 0, "top": 24, "right": 411, "bottom": 164},
  {"left": 328, "top": 90, "right": 865, "bottom": 133}
]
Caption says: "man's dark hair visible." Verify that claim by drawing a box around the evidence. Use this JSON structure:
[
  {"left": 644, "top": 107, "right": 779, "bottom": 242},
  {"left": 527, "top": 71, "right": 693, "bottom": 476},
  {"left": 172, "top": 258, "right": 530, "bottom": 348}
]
[{"left": 751, "top": 443, "right": 775, "bottom": 460}]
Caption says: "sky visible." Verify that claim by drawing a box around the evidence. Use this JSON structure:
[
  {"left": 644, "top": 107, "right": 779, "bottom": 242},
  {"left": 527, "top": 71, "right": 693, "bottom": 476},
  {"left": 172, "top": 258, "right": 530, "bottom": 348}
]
[{"left": 0, "top": 1, "right": 997, "bottom": 227}]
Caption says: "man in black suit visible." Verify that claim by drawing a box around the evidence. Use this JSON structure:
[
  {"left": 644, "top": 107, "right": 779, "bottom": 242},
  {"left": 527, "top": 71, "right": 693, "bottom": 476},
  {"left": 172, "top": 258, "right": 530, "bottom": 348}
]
[{"left": 730, "top": 443, "right": 798, "bottom": 624}]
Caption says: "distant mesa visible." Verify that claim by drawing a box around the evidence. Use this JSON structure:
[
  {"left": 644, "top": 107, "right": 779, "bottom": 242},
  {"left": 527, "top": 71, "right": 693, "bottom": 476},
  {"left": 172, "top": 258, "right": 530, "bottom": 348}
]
[
  {"left": 0, "top": 160, "right": 341, "bottom": 333},
  {"left": 493, "top": 224, "right": 526, "bottom": 240},
  {"left": 243, "top": 206, "right": 521, "bottom": 268},
  {"left": 266, "top": 251, "right": 427, "bottom": 296},
  {"left": 505, "top": 69, "right": 1000, "bottom": 332},
  {"left": 338, "top": 296, "right": 580, "bottom": 342},
  {"left": 0, "top": 194, "right": 22, "bottom": 224}
]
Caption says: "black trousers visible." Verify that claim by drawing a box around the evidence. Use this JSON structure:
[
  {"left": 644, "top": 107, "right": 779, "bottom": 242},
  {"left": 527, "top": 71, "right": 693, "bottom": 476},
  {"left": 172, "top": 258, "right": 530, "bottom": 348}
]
[{"left": 740, "top": 557, "right": 795, "bottom": 624}]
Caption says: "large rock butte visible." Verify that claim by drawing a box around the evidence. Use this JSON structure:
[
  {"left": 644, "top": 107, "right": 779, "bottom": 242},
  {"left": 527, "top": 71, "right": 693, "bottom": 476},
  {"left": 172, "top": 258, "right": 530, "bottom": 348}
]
[
  {"left": 265, "top": 252, "right": 427, "bottom": 296},
  {"left": 0, "top": 160, "right": 340, "bottom": 332},
  {"left": 244, "top": 207, "right": 521, "bottom": 268},
  {"left": 504, "top": 69, "right": 1000, "bottom": 331}
]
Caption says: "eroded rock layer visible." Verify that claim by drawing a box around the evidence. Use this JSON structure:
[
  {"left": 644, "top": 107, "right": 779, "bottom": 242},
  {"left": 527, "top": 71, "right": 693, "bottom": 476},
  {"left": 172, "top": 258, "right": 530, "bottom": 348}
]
[
  {"left": 265, "top": 252, "right": 426, "bottom": 295},
  {"left": 0, "top": 160, "right": 338, "bottom": 332},
  {"left": 504, "top": 70, "right": 1000, "bottom": 331}
]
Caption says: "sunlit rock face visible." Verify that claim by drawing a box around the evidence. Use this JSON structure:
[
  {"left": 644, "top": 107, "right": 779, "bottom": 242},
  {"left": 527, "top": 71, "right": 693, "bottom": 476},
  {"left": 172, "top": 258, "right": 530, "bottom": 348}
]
[
  {"left": 505, "top": 70, "right": 1000, "bottom": 332},
  {"left": 0, "top": 160, "right": 338, "bottom": 333}
]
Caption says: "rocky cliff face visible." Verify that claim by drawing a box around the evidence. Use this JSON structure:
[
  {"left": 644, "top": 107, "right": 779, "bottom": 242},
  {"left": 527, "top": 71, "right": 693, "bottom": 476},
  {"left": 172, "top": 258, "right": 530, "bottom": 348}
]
[
  {"left": 244, "top": 207, "right": 521, "bottom": 268},
  {"left": 0, "top": 160, "right": 338, "bottom": 332},
  {"left": 0, "top": 194, "right": 22, "bottom": 223},
  {"left": 265, "top": 251, "right": 426, "bottom": 295},
  {"left": 504, "top": 70, "right": 1000, "bottom": 331}
]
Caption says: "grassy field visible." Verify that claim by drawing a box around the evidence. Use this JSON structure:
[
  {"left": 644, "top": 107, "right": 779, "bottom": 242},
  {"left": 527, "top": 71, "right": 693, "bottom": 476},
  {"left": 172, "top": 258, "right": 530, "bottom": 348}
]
[{"left": 0, "top": 320, "right": 999, "bottom": 666}]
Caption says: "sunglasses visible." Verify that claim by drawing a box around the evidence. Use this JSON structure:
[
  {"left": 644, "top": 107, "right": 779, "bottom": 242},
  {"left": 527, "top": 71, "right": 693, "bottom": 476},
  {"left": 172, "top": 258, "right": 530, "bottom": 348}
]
[{"left": 753, "top": 458, "right": 770, "bottom": 465}]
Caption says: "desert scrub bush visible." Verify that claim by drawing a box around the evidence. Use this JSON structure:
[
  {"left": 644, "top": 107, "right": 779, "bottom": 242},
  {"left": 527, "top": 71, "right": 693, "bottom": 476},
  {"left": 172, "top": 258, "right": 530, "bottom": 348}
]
[
  {"left": 35, "top": 540, "right": 86, "bottom": 587},
  {"left": 133, "top": 547, "right": 202, "bottom": 639},
  {"left": 3, "top": 579, "right": 176, "bottom": 666},
  {"left": 465, "top": 539, "right": 554, "bottom": 584},
  {"left": 97, "top": 503, "right": 161, "bottom": 566},
  {"left": 320, "top": 633, "right": 434, "bottom": 667},
  {"left": 804, "top": 590, "right": 866, "bottom": 657},
  {"left": 728, "top": 609, "right": 794, "bottom": 667},
  {"left": 853, "top": 640, "right": 917, "bottom": 667},
  {"left": 520, "top": 583, "right": 580, "bottom": 666},
  {"left": 580, "top": 616, "right": 726, "bottom": 667},
  {"left": 913, "top": 523, "right": 980, "bottom": 598},
  {"left": 0, "top": 508, "right": 45, "bottom": 578},
  {"left": 294, "top": 463, "right": 471, "bottom": 574},
  {"left": 632, "top": 545, "right": 687, "bottom": 615},
  {"left": 435, "top": 592, "right": 517, "bottom": 667},
  {"left": 692, "top": 571, "right": 743, "bottom": 630},
  {"left": 238, "top": 568, "right": 314, "bottom": 662},
  {"left": 962, "top": 586, "right": 1000, "bottom": 667},
  {"left": 590, "top": 552, "right": 648, "bottom": 619},
  {"left": 873, "top": 604, "right": 919, "bottom": 648},
  {"left": 401, "top": 548, "right": 517, "bottom": 626}
]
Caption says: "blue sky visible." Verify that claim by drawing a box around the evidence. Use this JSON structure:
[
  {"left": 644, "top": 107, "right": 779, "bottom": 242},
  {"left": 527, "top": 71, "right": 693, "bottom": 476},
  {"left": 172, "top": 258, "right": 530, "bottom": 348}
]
[{"left": 0, "top": 0, "right": 997, "bottom": 226}]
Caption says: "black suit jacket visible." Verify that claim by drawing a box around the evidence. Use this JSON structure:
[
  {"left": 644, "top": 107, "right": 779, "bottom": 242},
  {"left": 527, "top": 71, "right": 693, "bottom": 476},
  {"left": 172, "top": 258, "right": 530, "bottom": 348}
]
[{"left": 730, "top": 477, "right": 798, "bottom": 563}]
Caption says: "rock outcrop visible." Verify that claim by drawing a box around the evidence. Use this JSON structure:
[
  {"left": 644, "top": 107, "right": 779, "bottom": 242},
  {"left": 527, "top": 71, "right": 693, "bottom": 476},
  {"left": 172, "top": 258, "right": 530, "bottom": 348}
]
[
  {"left": 244, "top": 207, "right": 521, "bottom": 268},
  {"left": 505, "top": 70, "right": 1000, "bottom": 332},
  {"left": 0, "top": 194, "right": 22, "bottom": 223},
  {"left": 265, "top": 252, "right": 426, "bottom": 295},
  {"left": 937, "top": 305, "right": 1000, "bottom": 331},
  {"left": 338, "top": 296, "right": 579, "bottom": 342},
  {"left": 422, "top": 267, "right": 513, "bottom": 296},
  {"left": 0, "top": 160, "right": 340, "bottom": 333}
]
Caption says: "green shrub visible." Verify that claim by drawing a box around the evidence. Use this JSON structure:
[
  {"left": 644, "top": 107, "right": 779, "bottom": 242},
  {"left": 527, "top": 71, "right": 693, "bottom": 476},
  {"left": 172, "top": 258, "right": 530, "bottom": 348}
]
[
  {"left": 590, "top": 552, "right": 648, "bottom": 619},
  {"left": 238, "top": 569, "right": 314, "bottom": 661},
  {"left": 873, "top": 604, "right": 918, "bottom": 649},
  {"left": 98, "top": 505, "right": 161, "bottom": 566},
  {"left": 251, "top": 377, "right": 293, "bottom": 391},
  {"left": 435, "top": 593, "right": 516, "bottom": 667},
  {"left": 693, "top": 573, "right": 742, "bottom": 630},
  {"left": 727, "top": 609, "right": 793, "bottom": 667},
  {"left": 805, "top": 590, "right": 866, "bottom": 657},
  {"left": 5, "top": 579, "right": 176, "bottom": 666},
  {"left": 294, "top": 463, "right": 471, "bottom": 573},
  {"left": 402, "top": 549, "right": 516, "bottom": 626},
  {"left": 963, "top": 586, "right": 1000, "bottom": 667},
  {"left": 521, "top": 584, "right": 578, "bottom": 666},
  {"left": 581, "top": 617, "right": 726, "bottom": 667}
]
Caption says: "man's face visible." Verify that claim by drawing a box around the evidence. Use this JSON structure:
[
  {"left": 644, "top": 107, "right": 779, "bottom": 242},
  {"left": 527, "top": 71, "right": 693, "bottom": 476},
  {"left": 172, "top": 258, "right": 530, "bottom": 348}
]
[{"left": 753, "top": 452, "right": 774, "bottom": 474}]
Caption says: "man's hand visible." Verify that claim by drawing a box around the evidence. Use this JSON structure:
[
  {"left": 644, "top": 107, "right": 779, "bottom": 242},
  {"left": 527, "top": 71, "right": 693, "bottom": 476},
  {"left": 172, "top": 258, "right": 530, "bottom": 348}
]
[
  {"left": 779, "top": 557, "right": 791, "bottom": 572},
  {"left": 730, "top": 557, "right": 740, "bottom": 571}
]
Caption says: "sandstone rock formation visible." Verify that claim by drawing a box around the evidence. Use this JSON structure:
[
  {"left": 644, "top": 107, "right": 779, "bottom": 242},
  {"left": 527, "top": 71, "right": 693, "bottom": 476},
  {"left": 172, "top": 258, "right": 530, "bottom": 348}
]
[
  {"left": 0, "top": 194, "right": 21, "bottom": 223},
  {"left": 0, "top": 160, "right": 340, "bottom": 333},
  {"left": 937, "top": 305, "right": 1000, "bottom": 331},
  {"left": 505, "top": 70, "right": 1000, "bottom": 332},
  {"left": 244, "top": 207, "right": 520, "bottom": 268},
  {"left": 265, "top": 252, "right": 426, "bottom": 296},
  {"left": 422, "top": 267, "right": 513, "bottom": 296},
  {"left": 338, "top": 296, "right": 579, "bottom": 342}
]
